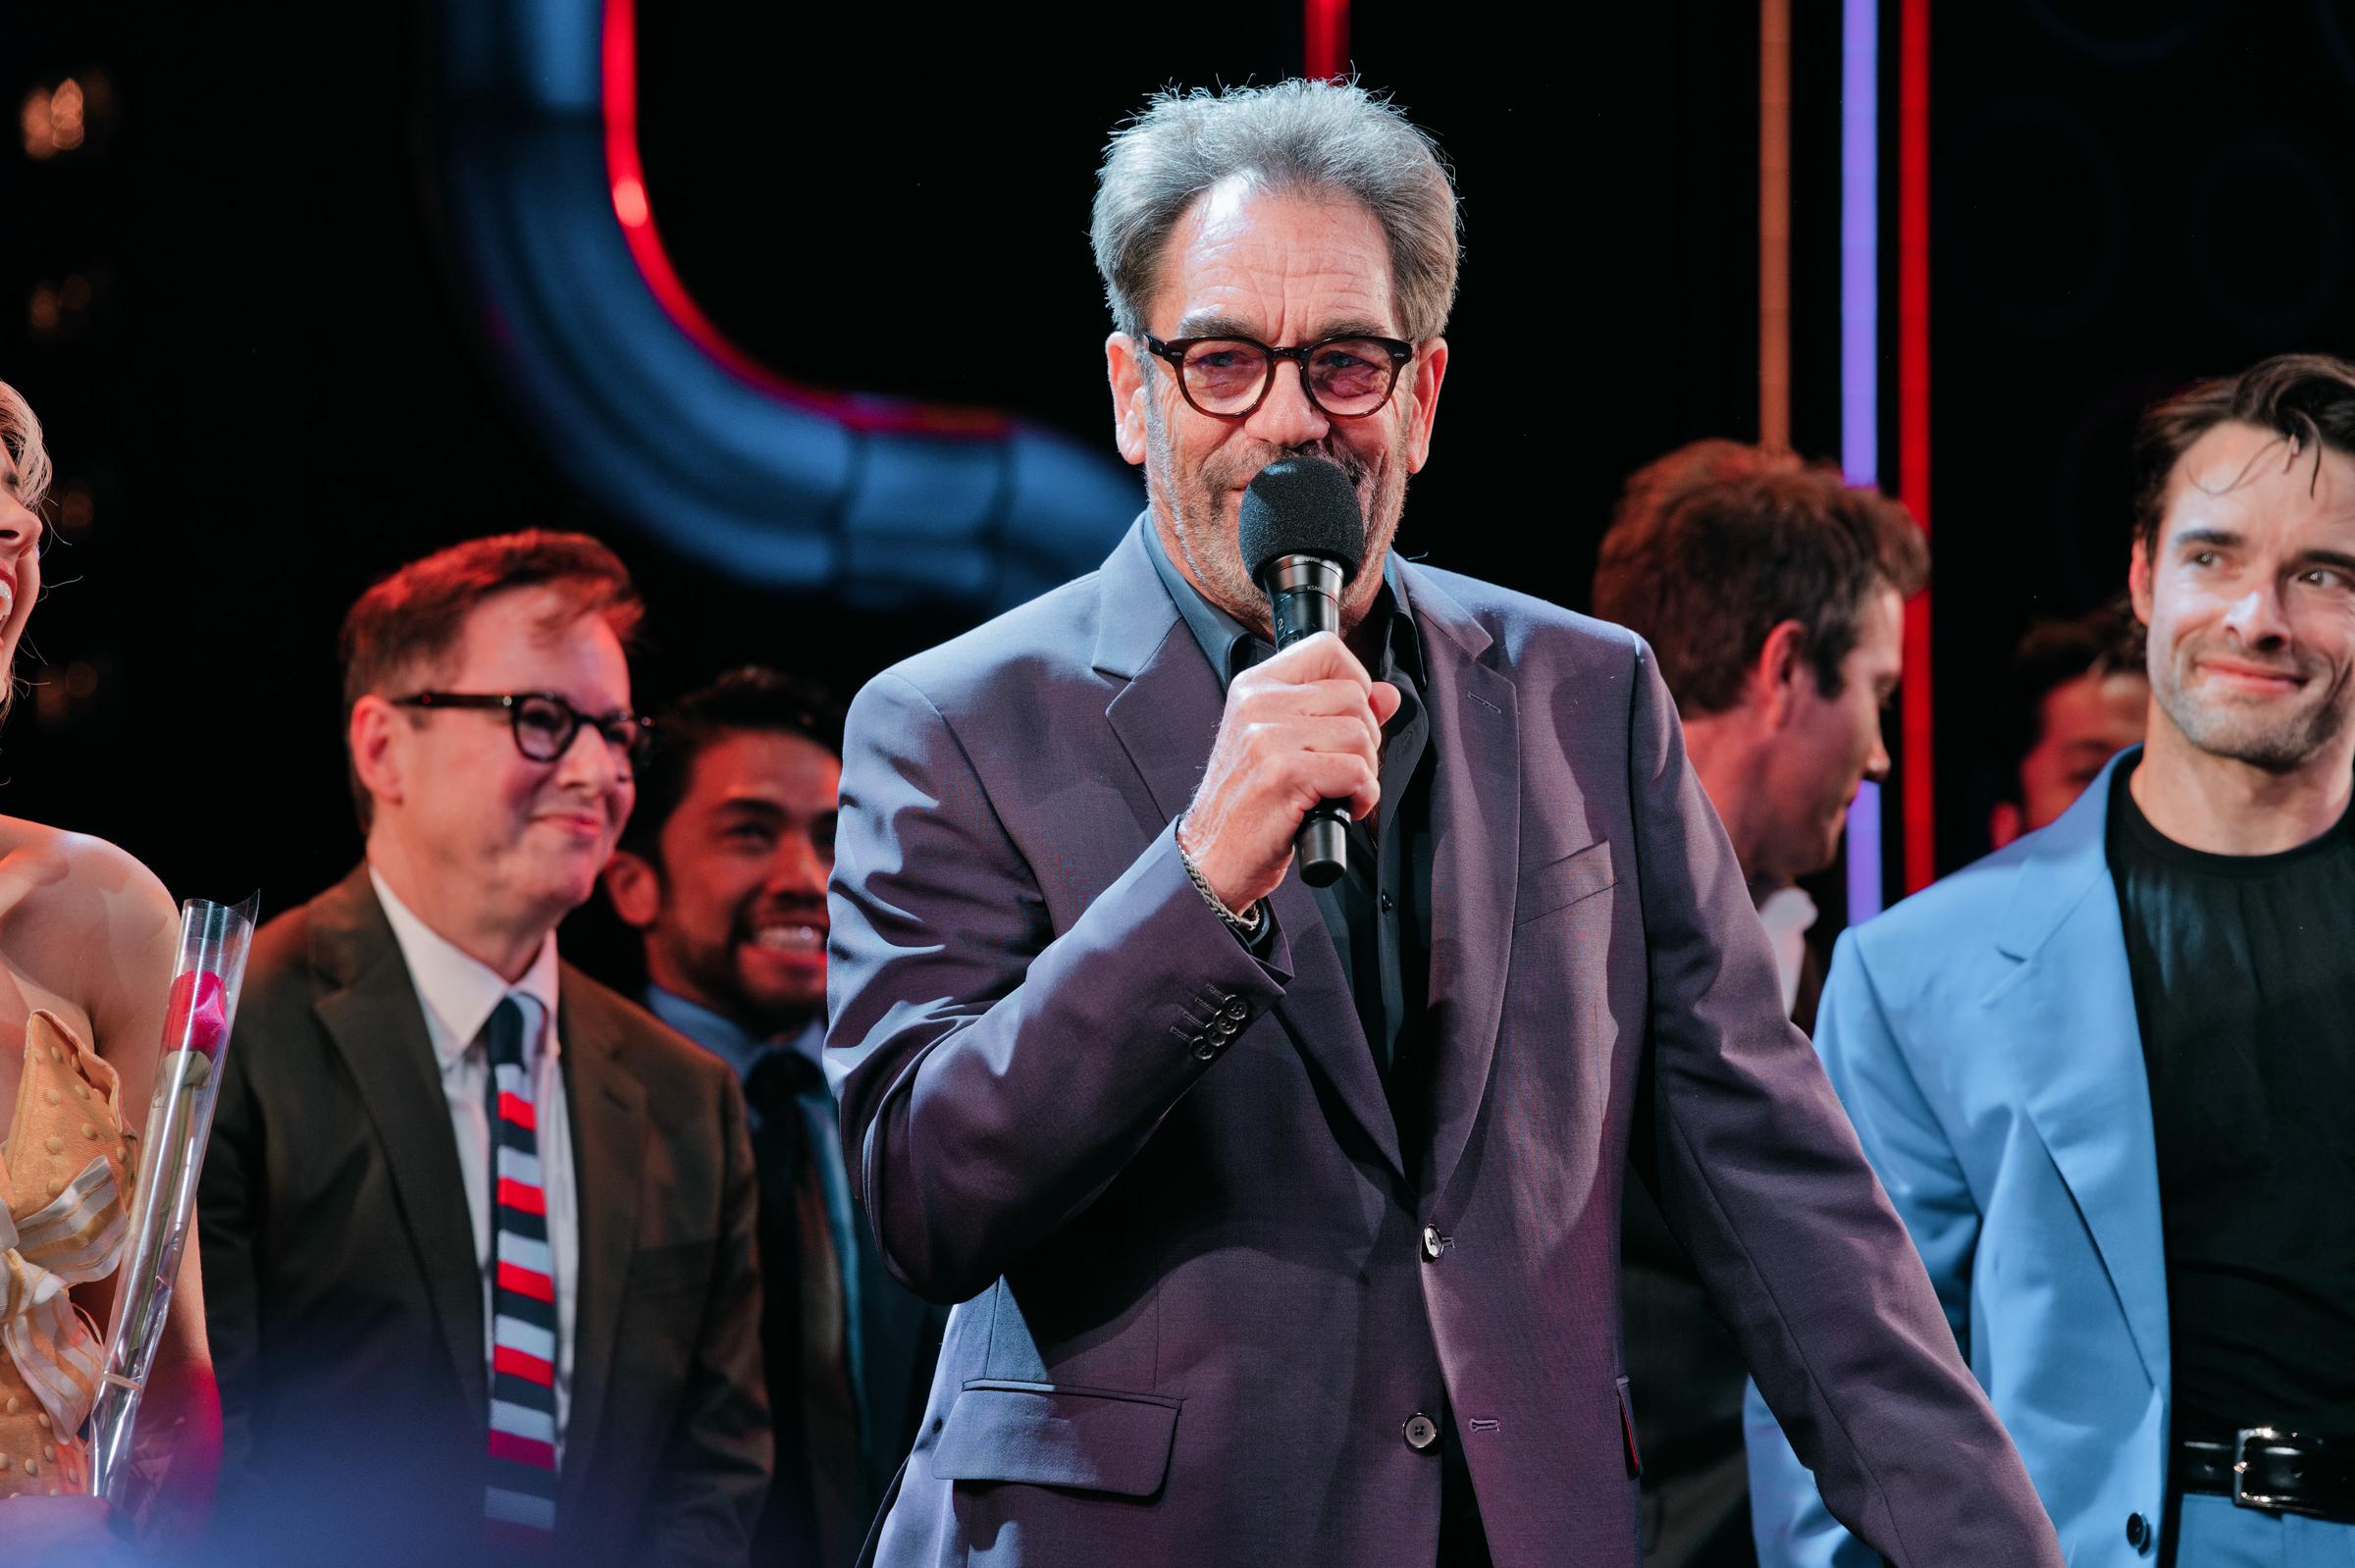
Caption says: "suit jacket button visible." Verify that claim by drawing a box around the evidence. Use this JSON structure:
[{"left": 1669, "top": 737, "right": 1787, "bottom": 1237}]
[
  {"left": 1223, "top": 997, "right": 1248, "bottom": 1020},
  {"left": 1421, "top": 1225, "right": 1444, "bottom": 1261},
  {"left": 2124, "top": 1512, "right": 2149, "bottom": 1551},
  {"left": 1190, "top": 1034, "right": 1218, "bottom": 1061},
  {"left": 1403, "top": 1413, "right": 1439, "bottom": 1451}
]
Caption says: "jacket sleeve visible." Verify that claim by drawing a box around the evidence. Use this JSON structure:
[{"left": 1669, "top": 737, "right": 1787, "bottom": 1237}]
[
  {"left": 825, "top": 670, "right": 1292, "bottom": 1305},
  {"left": 1618, "top": 641, "right": 2057, "bottom": 1568},
  {"left": 642, "top": 1064, "right": 771, "bottom": 1566},
  {"left": 198, "top": 991, "right": 269, "bottom": 1500},
  {"left": 1743, "top": 927, "right": 1988, "bottom": 1565}
]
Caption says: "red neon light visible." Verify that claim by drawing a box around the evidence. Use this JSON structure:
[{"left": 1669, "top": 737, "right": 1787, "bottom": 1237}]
[
  {"left": 1899, "top": 0, "right": 1933, "bottom": 892},
  {"left": 1306, "top": 0, "right": 1350, "bottom": 79},
  {"left": 600, "top": 0, "right": 1008, "bottom": 437}
]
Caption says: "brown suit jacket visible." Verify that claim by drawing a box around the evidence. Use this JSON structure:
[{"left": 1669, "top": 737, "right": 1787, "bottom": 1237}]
[{"left": 198, "top": 866, "right": 769, "bottom": 1567}]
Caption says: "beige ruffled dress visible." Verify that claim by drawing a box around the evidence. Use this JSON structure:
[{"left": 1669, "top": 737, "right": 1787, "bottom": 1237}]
[{"left": 0, "top": 1011, "right": 135, "bottom": 1499}]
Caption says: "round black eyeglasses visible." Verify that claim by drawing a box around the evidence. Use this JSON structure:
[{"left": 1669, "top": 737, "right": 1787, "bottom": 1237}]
[
  {"left": 1142, "top": 333, "right": 1415, "bottom": 420},
  {"left": 391, "top": 691, "right": 654, "bottom": 769}
]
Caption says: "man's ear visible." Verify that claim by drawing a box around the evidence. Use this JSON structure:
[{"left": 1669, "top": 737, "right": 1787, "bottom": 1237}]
[
  {"left": 1107, "top": 332, "right": 1150, "bottom": 467},
  {"left": 602, "top": 850, "right": 663, "bottom": 929},
  {"left": 1754, "top": 618, "right": 1812, "bottom": 728},
  {"left": 349, "top": 695, "right": 403, "bottom": 815},
  {"left": 1989, "top": 801, "right": 2024, "bottom": 851},
  {"left": 2127, "top": 536, "right": 2155, "bottom": 626},
  {"left": 1402, "top": 337, "right": 1448, "bottom": 474}
]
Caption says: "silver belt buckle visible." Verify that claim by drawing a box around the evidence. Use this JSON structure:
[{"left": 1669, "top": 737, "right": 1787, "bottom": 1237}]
[{"left": 2233, "top": 1426, "right": 2290, "bottom": 1513}]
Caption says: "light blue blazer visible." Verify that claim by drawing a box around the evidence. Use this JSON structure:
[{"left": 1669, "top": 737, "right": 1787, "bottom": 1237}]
[{"left": 1746, "top": 750, "right": 2174, "bottom": 1565}]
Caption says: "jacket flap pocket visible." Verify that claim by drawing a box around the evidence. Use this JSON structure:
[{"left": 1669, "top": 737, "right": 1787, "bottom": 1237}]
[
  {"left": 932, "top": 1381, "right": 1180, "bottom": 1497},
  {"left": 1514, "top": 839, "right": 1617, "bottom": 926}
]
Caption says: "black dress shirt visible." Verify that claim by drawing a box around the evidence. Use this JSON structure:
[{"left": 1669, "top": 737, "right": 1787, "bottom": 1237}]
[{"left": 1142, "top": 528, "right": 1435, "bottom": 1104}]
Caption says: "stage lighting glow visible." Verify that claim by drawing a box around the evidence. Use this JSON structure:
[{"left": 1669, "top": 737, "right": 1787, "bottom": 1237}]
[
  {"left": 610, "top": 176, "right": 649, "bottom": 229},
  {"left": 1842, "top": 0, "right": 1884, "bottom": 923}
]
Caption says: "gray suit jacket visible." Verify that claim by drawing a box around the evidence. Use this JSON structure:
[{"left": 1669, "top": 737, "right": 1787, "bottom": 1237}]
[
  {"left": 827, "top": 523, "right": 2060, "bottom": 1568},
  {"left": 199, "top": 866, "right": 770, "bottom": 1567}
]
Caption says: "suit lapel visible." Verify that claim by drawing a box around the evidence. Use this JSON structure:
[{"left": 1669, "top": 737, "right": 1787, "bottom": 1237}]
[
  {"left": 1096, "top": 522, "right": 1405, "bottom": 1180},
  {"left": 554, "top": 975, "right": 645, "bottom": 1514},
  {"left": 308, "top": 866, "right": 489, "bottom": 1421},
  {"left": 1403, "top": 566, "right": 1520, "bottom": 1204},
  {"left": 1982, "top": 753, "right": 2169, "bottom": 1387}
]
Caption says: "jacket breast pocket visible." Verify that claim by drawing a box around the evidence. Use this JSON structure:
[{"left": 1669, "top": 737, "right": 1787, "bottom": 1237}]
[
  {"left": 930, "top": 1381, "right": 1180, "bottom": 1497},
  {"left": 1514, "top": 839, "right": 1617, "bottom": 926}
]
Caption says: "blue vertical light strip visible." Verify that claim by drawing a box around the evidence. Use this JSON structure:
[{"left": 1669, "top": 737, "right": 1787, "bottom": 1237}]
[{"left": 1842, "top": 0, "right": 1884, "bottom": 922}]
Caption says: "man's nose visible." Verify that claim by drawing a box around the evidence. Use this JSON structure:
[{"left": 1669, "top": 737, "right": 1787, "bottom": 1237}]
[
  {"left": 1862, "top": 726, "right": 1892, "bottom": 786},
  {"left": 2223, "top": 584, "right": 2291, "bottom": 647},
  {"left": 1242, "top": 359, "right": 1332, "bottom": 449},
  {"left": 554, "top": 718, "right": 624, "bottom": 788},
  {"left": 763, "top": 831, "right": 829, "bottom": 896}
]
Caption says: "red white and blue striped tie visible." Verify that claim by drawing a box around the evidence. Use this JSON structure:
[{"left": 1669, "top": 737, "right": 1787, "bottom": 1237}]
[{"left": 483, "top": 995, "right": 559, "bottom": 1547}]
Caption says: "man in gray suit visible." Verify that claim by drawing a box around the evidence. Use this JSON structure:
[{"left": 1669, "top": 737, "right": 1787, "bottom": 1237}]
[{"left": 826, "top": 80, "right": 2062, "bottom": 1568}]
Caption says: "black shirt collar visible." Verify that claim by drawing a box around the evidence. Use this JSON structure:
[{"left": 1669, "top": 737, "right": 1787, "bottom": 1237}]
[{"left": 1141, "top": 520, "right": 1422, "bottom": 692}]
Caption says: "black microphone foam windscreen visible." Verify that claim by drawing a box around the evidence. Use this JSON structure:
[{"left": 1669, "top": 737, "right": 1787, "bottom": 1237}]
[{"left": 1237, "top": 457, "right": 1366, "bottom": 586}]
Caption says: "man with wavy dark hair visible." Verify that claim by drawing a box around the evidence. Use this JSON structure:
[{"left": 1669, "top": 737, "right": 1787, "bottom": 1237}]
[
  {"left": 1592, "top": 440, "right": 1926, "bottom": 1567},
  {"left": 1749, "top": 352, "right": 2355, "bottom": 1566}
]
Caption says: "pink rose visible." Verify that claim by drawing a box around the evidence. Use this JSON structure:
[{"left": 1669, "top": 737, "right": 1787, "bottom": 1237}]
[{"left": 163, "top": 970, "right": 229, "bottom": 1059}]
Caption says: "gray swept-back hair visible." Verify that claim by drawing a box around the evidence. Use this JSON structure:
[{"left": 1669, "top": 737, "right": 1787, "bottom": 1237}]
[
  {"left": 0, "top": 381, "right": 52, "bottom": 513},
  {"left": 1091, "top": 80, "right": 1460, "bottom": 342}
]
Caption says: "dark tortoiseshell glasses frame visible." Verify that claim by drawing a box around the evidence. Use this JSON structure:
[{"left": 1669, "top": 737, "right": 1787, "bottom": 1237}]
[{"left": 1142, "top": 333, "right": 1416, "bottom": 420}]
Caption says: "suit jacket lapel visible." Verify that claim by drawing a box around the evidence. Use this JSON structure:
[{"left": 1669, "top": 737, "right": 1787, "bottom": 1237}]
[
  {"left": 1403, "top": 565, "right": 1520, "bottom": 1204},
  {"left": 1096, "top": 522, "right": 1405, "bottom": 1180},
  {"left": 1983, "top": 752, "right": 2169, "bottom": 1387},
  {"left": 554, "top": 975, "right": 644, "bottom": 1513},
  {"left": 308, "top": 865, "right": 489, "bottom": 1422}
]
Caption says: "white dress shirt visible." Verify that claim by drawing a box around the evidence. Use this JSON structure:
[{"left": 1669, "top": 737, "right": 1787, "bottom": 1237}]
[
  {"left": 370, "top": 867, "right": 579, "bottom": 1456},
  {"left": 1756, "top": 883, "right": 1820, "bottom": 1018}
]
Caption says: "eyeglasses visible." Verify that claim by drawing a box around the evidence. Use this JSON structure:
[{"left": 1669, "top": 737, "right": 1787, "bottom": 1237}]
[
  {"left": 391, "top": 691, "right": 654, "bottom": 769},
  {"left": 1142, "top": 333, "right": 1415, "bottom": 420}
]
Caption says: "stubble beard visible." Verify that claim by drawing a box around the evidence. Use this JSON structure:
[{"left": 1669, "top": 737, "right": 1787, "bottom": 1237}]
[
  {"left": 675, "top": 898, "right": 826, "bottom": 1039},
  {"left": 1145, "top": 394, "right": 1409, "bottom": 630},
  {"left": 2156, "top": 639, "right": 2352, "bottom": 773}
]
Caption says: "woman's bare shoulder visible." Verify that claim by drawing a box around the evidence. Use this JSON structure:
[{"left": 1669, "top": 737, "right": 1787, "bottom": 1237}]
[
  {"left": 0, "top": 815, "right": 176, "bottom": 932},
  {"left": 0, "top": 817, "right": 178, "bottom": 1031}
]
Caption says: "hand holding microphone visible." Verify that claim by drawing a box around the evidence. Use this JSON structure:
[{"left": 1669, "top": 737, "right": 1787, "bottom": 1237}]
[{"left": 1178, "top": 457, "right": 1397, "bottom": 912}]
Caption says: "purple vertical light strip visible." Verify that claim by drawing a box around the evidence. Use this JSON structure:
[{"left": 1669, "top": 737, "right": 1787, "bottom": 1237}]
[{"left": 1843, "top": 0, "right": 1884, "bottom": 922}]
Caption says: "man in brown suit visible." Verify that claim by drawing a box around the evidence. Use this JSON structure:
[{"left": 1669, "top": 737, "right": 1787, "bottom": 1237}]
[{"left": 199, "top": 533, "right": 768, "bottom": 1567}]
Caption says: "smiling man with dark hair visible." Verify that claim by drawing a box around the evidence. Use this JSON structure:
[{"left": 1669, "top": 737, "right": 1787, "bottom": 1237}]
[
  {"left": 1749, "top": 351, "right": 2355, "bottom": 1566},
  {"left": 605, "top": 665, "right": 942, "bottom": 1568}
]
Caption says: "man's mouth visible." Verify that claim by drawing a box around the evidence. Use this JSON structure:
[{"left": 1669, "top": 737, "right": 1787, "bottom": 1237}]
[
  {"left": 2198, "top": 657, "right": 2308, "bottom": 694},
  {"left": 536, "top": 810, "right": 607, "bottom": 836},
  {"left": 746, "top": 919, "right": 826, "bottom": 955}
]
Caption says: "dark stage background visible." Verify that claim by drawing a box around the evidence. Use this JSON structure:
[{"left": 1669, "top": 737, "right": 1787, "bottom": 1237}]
[{"left": 3, "top": 2, "right": 2350, "bottom": 954}]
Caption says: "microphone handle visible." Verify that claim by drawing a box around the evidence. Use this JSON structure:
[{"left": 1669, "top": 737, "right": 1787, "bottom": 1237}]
[{"left": 1264, "top": 555, "right": 1351, "bottom": 889}]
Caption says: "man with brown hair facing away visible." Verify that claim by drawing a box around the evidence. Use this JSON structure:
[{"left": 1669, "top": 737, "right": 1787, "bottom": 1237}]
[{"left": 1592, "top": 441, "right": 1928, "bottom": 1566}]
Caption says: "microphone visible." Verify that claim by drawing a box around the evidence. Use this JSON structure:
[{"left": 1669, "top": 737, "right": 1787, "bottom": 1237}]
[{"left": 1238, "top": 456, "right": 1367, "bottom": 889}]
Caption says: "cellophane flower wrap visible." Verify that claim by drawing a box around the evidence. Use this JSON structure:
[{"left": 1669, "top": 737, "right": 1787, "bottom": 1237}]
[{"left": 84, "top": 893, "right": 258, "bottom": 1509}]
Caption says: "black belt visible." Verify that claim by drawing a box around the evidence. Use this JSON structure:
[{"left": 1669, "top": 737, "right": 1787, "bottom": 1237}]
[{"left": 2177, "top": 1429, "right": 2355, "bottom": 1523}]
